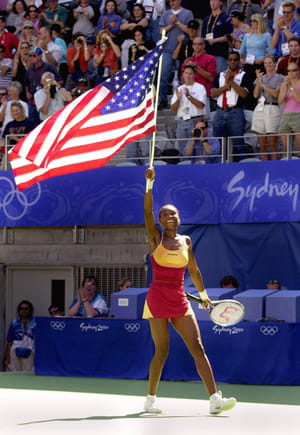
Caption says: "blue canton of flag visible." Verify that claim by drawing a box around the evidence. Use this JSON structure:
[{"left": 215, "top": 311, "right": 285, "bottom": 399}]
[{"left": 101, "top": 42, "right": 165, "bottom": 114}]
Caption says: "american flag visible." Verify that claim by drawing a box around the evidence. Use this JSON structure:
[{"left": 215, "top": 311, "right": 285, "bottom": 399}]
[{"left": 9, "top": 42, "right": 165, "bottom": 191}]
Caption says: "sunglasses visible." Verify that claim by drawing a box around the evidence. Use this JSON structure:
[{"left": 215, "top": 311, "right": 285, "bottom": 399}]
[
  {"left": 282, "top": 10, "right": 292, "bottom": 14},
  {"left": 29, "top": 54, "right": 37, "bottom": 57},
  {"left": 288, "top": 68, "right": 299, "bottom": 72},
  {"left": 193, "top": 42, "right": 204, "bottom": 45}
]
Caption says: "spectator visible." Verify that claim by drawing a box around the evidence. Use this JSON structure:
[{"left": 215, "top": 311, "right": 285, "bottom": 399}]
[
  {"left": 48, "top": 304, "right": 65, "bottom": 316},
  {"left": 220, "top": 275, "right": 240, "bottom": 288},
  {"left": 24, "top": 46, "right": 62, "bottom": 111},
  {"left": 40, "top": 0, "right": 68, "bottom": 30},
  {"left": 0, "top": 15, "right": 19, "bottom": 59},
  {"left": 1, "top": 101, "right": 33, "bottom": 144},
  {"left": 68, "top": 275, "right": 109, "bottom": 317},
  {"left": 4, "top": 300, "right": 36, "bottom": 372},
  {"left": 99, "top": 0, "right": 130, "bottom": 19},
  {"left": 72, "top": 0, "right": 95, "bottom": 37},
  {"left": 170, "top": 64, "right": 207, "bottom": 155},
  {"left": 266, "top": 279, "right": 282, "bottom": 289},
  {"left": 65, "top": 33, "right": 90, "bottom": 90},
  {"left": 117, "top": 277, "right": 132, "bottom": 291},
  {"left": 227, "top": 0, "right": 262, "bottom": 25},
  {"left": 12, "top": 42, "right": 31, "bottom": 97},
  {"left": 158, "top": 0, "right": 193, "bottom": 110},
  {"left": 93, "top": 30, "right": 120, "bottom": 84},
  {"left": 119, "top": 3, "right": 149, "bottom": 68},
  {"left": 271, "top": 1, "right": 300, "bottom": 60},
  {"left": 70, "top": 76, "right": 90, "bottom": 100},
  {"left": 210, "top": 51, "right": 252, "bottom": 161},
  {"left": 173, "top": 19, "right": 200, "bottom": 71},
  {"left": 183, "top": 116, "right": 221, "bottom": 163},
  {"left": 277, "top": 36, "right": 300, "bottom": 75},
  {"left": 34, "top": 71, "right": 71, "bottom": 121},
  {"left": 239, "top": 13, "right": 274, "bottom": 80},
  {"left": 136, "top": 0, "right": 166, "bottom": 44},
  {"left": 201, "top": 0, "right": 233, "bottom": 73},
  {"left": 128, "top": 25, "right": 155, "bottom": 64},
  {"left": 252, "top": 54, "right": 284, "bottom": 160},
  {"left": 278, "top": 62, "right": 300, "bottom": 157},
  {"left": 229, "top": 9, "right": 250, "bottom": 51},
  {"left": 37, "top": 26, "right": 62, "bottom": 69},
  {"left": 19, "top": 20, "right": 37, "bottom": 49},
  {"left": 50, "top": 23, "right": 68, "bottom": 84},
  {"left": 6, "top": 0, "right": 27, "bottom": 37},
  {"left": 0, "top": 44, "right": 13, "bottom": 89},
  {"left": 96, "top": 0, "right": 122, "bottom": 38},
  {"left": 181, "top": 36, "right": 217, "bottom": 98},
  {"left": 25, "top": 5, "right": 40, "bottom": 36},
  {"left": 0, "top": 81, "right": 29, "bottom": 130}
]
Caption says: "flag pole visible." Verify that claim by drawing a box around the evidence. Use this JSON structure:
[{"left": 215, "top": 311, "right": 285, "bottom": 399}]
[{"left": 146, "top": 31, "right": 168, "bottom": 193}]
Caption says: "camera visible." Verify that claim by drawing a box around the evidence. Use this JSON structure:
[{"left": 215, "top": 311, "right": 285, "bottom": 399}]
[
  {"left": 50, "top": 84, "right": 56, "bottom": 98},
  {"left": 102, "top": 36, "right": 108, "bottom": 43},
  {"left": 192, "top": 128, "right": 201, "bottom": 138},
  {"left": 77, "top": 37, "right": 83, "bottom": 43}
]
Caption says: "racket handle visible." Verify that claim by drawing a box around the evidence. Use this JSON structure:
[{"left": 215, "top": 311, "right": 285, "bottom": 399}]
[{"left": 186, "top": 292, "right": 204, "bottom": 304}]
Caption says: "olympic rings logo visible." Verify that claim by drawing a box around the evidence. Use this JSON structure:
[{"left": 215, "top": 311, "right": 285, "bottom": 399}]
[
  {"left": 124, "top": 323, "right": 140, "bottom": 333},
  {"left": 260, "top": 325, "right": 279, "bottom": 336},
  {"left": 0, "top": 176, "right": 41, "bottom": 220},
  {"left": 50, "top": 321, "right": 66, "bottom": 331}
]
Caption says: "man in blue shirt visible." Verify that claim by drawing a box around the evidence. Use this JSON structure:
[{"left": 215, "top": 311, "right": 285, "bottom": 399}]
[{"left": 271, "top": 2, "right": 300, "bottom": 59}]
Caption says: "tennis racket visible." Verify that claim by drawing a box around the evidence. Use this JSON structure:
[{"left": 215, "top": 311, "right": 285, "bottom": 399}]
[{"left": 186, "top": 292, "right": 245, "bottom": 326}]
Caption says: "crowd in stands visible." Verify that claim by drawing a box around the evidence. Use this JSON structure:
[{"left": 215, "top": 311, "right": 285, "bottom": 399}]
[{"left": 0, "top": 0, "right": 299, "bottom": 163}]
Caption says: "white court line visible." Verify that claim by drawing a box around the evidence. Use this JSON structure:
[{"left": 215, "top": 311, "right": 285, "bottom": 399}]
[{"left": 0, "top": 389, "right": 298, "bottom": 435}]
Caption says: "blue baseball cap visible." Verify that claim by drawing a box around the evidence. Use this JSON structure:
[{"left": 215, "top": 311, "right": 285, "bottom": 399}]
[{"left": 29, "top": 46, "right": 43, "bottom": 55}]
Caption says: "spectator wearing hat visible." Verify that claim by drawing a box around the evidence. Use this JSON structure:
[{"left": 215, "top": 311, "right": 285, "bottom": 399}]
[
  {"left": 36, "top": 26, "right": 62, "bottom": 69},
  {"left": 170, "top": 63, "right": 207, "bottom": 155},
  {"left": 227, "top": 0, "right": 262, "bottom": 25},
  {"left": 201, "top": 0, "right": 233, "bottom": 73},
  {"left": 70, "top": 76, "right": 90, "bottom": 100},
  {"left": 0, "top": 44, "right": 12, "bottom": 89},
  {"left": 19, "top": 20, "right": 37, "bottom": 50},
  {"left": 40, "top": 0, "right": 68, "bottom": 30},
  {"left": 267, "top": 279, "right": 282, "bottom": 290},
  {"left": 181, "top": 36, "right": 217, "bottom": 97},
  {"left": 24, "top": 46, "right": 62, "bottom": 123},
  {"left": 229, "top": 9, "right": 250, "bottom": 51},
  {"left": 0, "top": 15, "right": 19, "bottom": 59},
  {"left": 173, "top": 19, "right": 200, "bottom": 71}
]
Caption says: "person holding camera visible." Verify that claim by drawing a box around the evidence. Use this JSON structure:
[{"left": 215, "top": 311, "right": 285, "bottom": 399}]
[
  {"left": 183, "top": 116, "right": 220, "bottom": 163},
  {"left": 34, "top": 71, "right": 71, "bottom": 121},
  {"left": 72, "top": 0, "right": 96, "bottom": 37},
  {"left": 93, "top": 30, "right": 120, "bottom": 84},
  {"left": 66, "top": 33, "right": 90, "bottom": 90}
]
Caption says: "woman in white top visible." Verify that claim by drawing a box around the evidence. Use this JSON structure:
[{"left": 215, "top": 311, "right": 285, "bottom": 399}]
[{"left": 0, "top": 81, "right": 29, "bottom": 131}]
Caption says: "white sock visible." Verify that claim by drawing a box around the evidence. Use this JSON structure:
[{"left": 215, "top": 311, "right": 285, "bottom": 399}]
[{"left": 147, "top": 394, "right": 156, "bottom": 400}]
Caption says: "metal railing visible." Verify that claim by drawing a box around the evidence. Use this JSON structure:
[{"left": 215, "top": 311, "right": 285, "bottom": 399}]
[{"left": 0, "top": 133, "right": 299, "bottom": 171}]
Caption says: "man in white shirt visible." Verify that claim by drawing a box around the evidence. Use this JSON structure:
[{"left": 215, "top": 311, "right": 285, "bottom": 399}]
[
  {"left": 171, "top": 64, "right": 207, "bottom": 155},
  {"left": 37, "top": 26, "right": 62, "bottom": 69}
]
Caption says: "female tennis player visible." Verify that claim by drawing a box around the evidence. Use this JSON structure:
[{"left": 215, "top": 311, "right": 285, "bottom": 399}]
[{"left": 143, "top": 167, "right": 236, "bottom": 415}]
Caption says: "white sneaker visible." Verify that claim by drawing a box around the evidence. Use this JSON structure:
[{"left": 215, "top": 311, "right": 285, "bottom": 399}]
[
  {"left": 143, "top": 395, "right": 162, "bottom": 414},
  {"left": 209, "top": 391, "right": 236, "bottom": 415}
]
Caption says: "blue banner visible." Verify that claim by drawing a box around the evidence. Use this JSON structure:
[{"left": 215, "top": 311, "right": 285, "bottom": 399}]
[{"left": 1, "top": 160, "right": 300, "bottom": 226}]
